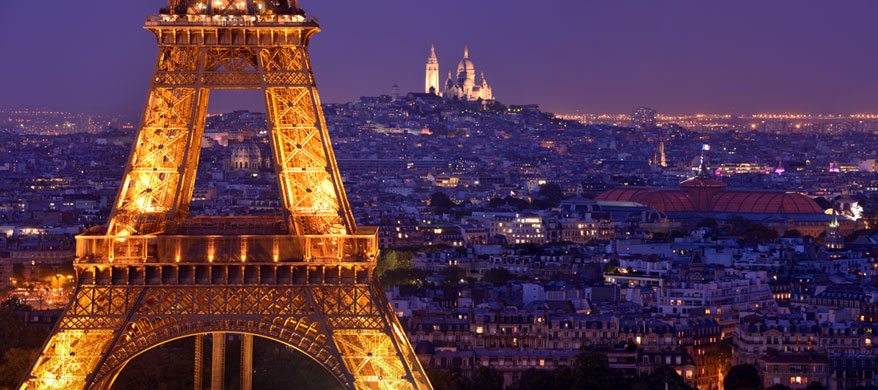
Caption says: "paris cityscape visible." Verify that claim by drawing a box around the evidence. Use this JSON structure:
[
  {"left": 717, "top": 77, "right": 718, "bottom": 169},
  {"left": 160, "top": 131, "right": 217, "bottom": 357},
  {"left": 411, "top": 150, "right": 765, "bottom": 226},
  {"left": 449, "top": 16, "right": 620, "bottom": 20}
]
[{"left": 2, "top": 1, "right": 878, "bottom": 390}]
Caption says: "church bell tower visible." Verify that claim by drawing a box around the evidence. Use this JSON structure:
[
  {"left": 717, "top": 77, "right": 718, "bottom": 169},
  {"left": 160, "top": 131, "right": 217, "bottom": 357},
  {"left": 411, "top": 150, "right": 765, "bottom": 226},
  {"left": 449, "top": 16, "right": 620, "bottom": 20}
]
[{"left": 425, "top": 45, "right": 440, "bottom": 95}]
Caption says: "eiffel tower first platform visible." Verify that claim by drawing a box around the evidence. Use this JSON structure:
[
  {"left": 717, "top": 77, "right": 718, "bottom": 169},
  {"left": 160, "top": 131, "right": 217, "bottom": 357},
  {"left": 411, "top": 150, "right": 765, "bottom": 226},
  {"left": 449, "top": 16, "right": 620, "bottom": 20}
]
[{"left": 19, "top": 1, "right": 433, "bottom": 389}]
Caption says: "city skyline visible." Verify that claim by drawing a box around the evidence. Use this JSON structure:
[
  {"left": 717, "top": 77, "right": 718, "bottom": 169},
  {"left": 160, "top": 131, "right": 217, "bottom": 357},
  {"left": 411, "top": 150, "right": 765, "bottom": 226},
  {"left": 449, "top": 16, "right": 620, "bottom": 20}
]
[
  {"left": 3, "top": 0, "right": 878, "bottom": 116},
  {"left": 2, "top": 1, "right": 878, "bottom": 389}
]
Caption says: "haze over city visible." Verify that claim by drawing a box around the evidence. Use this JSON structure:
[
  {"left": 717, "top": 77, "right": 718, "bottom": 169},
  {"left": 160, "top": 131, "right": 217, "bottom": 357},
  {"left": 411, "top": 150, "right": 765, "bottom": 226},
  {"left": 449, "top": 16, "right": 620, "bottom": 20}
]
[{"left": 3, "top": 0, "right": 878, "bottom": 115}]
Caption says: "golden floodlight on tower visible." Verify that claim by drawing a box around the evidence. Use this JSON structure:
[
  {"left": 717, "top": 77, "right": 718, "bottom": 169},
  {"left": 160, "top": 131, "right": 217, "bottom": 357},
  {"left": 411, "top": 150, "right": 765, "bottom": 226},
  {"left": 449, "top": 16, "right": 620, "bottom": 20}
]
[{"left": 18, "top": 1, "right": 433, "bottom": 389}]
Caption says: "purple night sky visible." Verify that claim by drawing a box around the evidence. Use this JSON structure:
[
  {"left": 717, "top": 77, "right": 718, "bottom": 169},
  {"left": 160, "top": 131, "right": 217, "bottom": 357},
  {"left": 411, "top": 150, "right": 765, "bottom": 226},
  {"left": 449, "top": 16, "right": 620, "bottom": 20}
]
[{"left": 2, "top": 0, "right": 878, "bottom": 116}]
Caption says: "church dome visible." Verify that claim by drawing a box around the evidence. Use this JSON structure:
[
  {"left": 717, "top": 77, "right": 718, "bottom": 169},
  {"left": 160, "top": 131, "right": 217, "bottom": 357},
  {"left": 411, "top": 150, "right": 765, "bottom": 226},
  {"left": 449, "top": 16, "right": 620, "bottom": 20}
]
[
  {"left": 232, "top": 141, "right": 261, "bottom": 160},
  {"left": 456, "top": 48, "right": 476, "bottom": 85},
  {"left": 231, "top": 141, "right": 262, "bottom": 172},
  {"left": 457, "top": 58, "right": 475, "bottom": 75}
]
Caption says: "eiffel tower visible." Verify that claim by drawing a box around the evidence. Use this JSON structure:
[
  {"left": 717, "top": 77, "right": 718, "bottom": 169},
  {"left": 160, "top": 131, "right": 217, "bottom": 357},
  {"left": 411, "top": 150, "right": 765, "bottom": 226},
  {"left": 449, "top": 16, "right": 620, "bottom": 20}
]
[{"left": 19, "top": 1, "right": 432, "bottom": 389}]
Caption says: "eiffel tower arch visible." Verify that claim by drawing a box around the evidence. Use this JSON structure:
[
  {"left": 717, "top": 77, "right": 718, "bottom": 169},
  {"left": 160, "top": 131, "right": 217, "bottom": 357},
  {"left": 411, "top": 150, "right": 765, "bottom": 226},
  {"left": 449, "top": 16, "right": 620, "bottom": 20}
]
[{"left": 19, "top": 1, "right": 433, "bottom": 389}]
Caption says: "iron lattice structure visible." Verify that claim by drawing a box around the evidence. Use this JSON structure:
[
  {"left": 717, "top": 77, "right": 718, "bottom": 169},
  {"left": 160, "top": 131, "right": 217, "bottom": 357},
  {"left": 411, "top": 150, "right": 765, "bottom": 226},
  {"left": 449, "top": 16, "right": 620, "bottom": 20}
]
[{"left": 19, "top": 3, "right": 433, "bottom": 390}]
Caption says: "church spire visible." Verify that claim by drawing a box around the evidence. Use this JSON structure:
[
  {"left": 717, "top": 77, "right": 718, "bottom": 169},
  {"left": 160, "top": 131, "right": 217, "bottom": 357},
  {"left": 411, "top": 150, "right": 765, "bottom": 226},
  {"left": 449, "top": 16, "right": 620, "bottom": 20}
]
[
  {"left": 825, "top": 208, "right": 844, "bottom": 250},
  {"left": 464, "top": 46, "right": 469, "bottom": 58},
  {"left": 698, "top": 144, "right": 710, "bottom": 177},
  {"left": 429, "top": 44, "right": 437, "bottom": 60},
  {"left": 654, "top": 139, "right": 667, "bottom": 168}
]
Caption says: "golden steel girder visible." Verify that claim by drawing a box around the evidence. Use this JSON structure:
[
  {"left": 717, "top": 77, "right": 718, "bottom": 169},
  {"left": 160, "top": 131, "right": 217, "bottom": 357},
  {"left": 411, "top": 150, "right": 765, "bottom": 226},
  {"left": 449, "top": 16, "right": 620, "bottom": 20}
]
[
  {"left": 21, "top": 275, "right": 431, "bottom": 390},
  {"left": 107, "top": 22, "right": 354, "bottom": 237},
  {"left": 19, "top": 13, "right": 431, "bottom": 390}
]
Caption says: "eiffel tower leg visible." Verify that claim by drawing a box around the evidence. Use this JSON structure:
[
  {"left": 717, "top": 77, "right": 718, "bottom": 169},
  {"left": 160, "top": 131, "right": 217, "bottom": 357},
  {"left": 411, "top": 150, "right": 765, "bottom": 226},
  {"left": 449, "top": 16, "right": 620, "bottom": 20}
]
[
  {"left": 195, "top": 335, "right": 204, "bottom": 390},
  {"left": 240, "top": 334, "right": 253, "bottom": 390},
  {"left": 310, "top": 277, "right": 434, "bottom": 390},
  {"left": 17, "top": 285, "right": 147, "bottom": 390},
  {"left": 211, "top": 333, "right": 225, "bottom": 390},
  {"left": 260, "top": 45, "right": 354, "bottom": 236},
  {"left": 106, "top": 44, "right": 209, "bottom": 236}
]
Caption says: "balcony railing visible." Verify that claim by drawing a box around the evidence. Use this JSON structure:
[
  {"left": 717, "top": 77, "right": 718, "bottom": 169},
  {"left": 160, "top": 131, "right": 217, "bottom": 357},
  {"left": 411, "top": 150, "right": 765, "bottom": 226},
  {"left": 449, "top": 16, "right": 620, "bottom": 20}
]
[
  {"left": 75, "top": 227, "right": 378, "bottom": 265},
  {"left": 145, "top": 14, "right": 312, "bottom": 27}
]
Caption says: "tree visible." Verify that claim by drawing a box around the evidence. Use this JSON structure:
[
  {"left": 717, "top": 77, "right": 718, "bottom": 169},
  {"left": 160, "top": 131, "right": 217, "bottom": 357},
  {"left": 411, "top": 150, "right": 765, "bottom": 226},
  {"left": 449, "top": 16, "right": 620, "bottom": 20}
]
[
  {"left": 425, "top": 367, "right": 457, "bottom": 390},
  {"left": 1, "top": 297, "right": 30, "bottom": 312},
  {"left": 488, "top": 197, "right": 507, "bottom": 208},
  {"left": 724, "top": 364, "right": 762, "bottom": 390},
  {"left": 0, "top": 348, "right": 38, "bottom": 389},
  {"left": 751, "top": 223, "right": 779, "bottom": 240},
  {"left": 552, "top": 365, "right": 574, "bottom": 390},
  {"left": 697, "top": 218, "right": 718, "bottom": 229},
  {"left": 538, "top": 183, "right": 564, "bottom": 209},
  {"left": 449, "top": 368, "right": 475, "bottom": 390},
  {"left": 378, "top": 250, "right": 401, "bottom": 274},
  {"left": 513, "top": 367, "right": 555, "bottom": 390},
  {"left": 635, "top": 365, "right": 693, "bottom": 390},
  {"left": 703, "top": 339, "right": 733, "bottom": 388},
  {"left": 481, "top": 268, "right": 513, "bottom": 285},
  {"left": 430, "top": 192, "right": 456, "bottom": 209},
  {"left": 724, "top": 216, "right": 778, "bottom": 241},
  {"left": 378, "top": 250, "right": 414, "bottom": 274},
  {"left": 767, "top": 385, "right": 793, "bottom": 390},
  {"left": 380, "top": 268, "right": 428, "bottom": 289},
  {"left": 470, "top": 366, "right": 504, "bottom": 390},
  {"left": 805, "top": 382, "right": 828, "bottom": 390},
  {"left": 572, "top": 350, "right": 620, "bottom": 390},
  {"left": 0, "top": 310, "right": 48, "bottom": 356},
  {"left": 625, "top": 338, "right": 639, "bottom": 352},
  {"left": 504, "top": 195, "right": 531, "bottom": 210},
  {"left": 668, "top": 230, "right": 686, "bottom": 240},
  {"left": 782, "top": 229, "right": 802, "bottom": 238},
  {"left": 438, "top": 266, "right": 466, "bottom": 282}
]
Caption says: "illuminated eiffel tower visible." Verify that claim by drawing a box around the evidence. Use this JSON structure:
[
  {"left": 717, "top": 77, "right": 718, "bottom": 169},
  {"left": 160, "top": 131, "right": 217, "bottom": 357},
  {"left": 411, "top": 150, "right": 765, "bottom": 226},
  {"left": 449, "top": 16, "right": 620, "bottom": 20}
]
[{"left": 19, "top": 1, "right": 432, "bottom": 389}]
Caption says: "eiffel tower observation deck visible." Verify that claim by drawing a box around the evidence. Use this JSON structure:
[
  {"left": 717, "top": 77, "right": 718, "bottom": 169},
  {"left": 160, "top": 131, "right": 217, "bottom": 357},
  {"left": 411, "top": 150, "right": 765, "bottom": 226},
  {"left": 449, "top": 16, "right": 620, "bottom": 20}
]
[
  {"left": 19, "top": 1, "right": 434, "bottom": 389},
  {"left": 153, "top": 0, "right": 311, "bottom": 26}
]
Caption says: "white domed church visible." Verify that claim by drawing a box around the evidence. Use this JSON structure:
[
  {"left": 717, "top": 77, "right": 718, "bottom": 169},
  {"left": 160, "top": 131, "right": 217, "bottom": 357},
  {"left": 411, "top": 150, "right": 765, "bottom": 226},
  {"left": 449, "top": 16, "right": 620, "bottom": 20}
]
[
  {"left": 228, "top": 140, "right": 264, "bottom": 172},
  {"left": 425, "top": 46, "right": 494, "bottom": 102}
]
